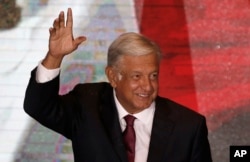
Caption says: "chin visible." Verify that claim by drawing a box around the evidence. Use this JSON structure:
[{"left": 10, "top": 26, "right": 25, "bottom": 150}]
[{"left": 135, "top": 104, "right": 151, "bottom": 110}]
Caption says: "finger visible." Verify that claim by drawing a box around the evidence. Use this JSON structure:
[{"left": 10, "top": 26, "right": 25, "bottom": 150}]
[
  {"left": 53, "top": 18, "right": 59, "bottom": 30},
  {"left": 74, "top": 36, "right": 87, "bottom": 46},
  {"left": 59, "top": 11, "right": 65, "bottom": 28},
  {"left": 49, "top": 27, "right": 56, "bottom": 36},
  {"left": 49, "top": 27, "right": 53, "bottom": 34},
  {"left": 66, "top": 8, "right": 73, "bottom": 28}
]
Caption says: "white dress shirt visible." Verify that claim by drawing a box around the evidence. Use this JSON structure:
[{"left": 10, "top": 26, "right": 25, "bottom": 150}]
[
  {"left": 36, "top": 62, "right": 156, "bottom": 162},
  {"left": 36, "top": 62, "right": 60, "bottom": 83},
  {"left": 114, "top": 91, "right": 155, "bottom": 162}
]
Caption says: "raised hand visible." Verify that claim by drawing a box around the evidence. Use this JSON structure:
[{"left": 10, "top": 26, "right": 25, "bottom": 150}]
[{"left": 42, "top": 8, "right": 86, "bottom": 69}]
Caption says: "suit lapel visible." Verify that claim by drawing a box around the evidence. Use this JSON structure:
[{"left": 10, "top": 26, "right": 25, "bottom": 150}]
[
  {"left": 147, "top": 97, "right": 175, "bottom": 162},
  {"left": 99, "top": 85, "right": 127, "bottom": 162}
]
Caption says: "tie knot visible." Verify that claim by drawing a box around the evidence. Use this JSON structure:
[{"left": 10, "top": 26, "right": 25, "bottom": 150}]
[{"left": 124, "top": 115, "right": 136, "bottom": 126}]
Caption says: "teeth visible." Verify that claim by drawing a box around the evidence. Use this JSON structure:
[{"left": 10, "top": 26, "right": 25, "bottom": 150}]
[{"left": 138, "top": 94, "right": 149, "bottom": 97}]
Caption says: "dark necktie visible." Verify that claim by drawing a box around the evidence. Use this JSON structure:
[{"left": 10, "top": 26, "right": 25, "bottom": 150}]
[{"left": 123, "top": 115, "right": 136, "bottom": 162}]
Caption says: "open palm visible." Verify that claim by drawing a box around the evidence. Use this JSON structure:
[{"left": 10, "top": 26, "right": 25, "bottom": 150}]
[{"left": 48, "top": 8, "right": 86, "bottom": 58}]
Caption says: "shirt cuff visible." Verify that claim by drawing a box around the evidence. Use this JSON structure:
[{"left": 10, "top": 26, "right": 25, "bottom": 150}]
[{"left": 36, "top": 61, "right": 60, "bottom": 83}]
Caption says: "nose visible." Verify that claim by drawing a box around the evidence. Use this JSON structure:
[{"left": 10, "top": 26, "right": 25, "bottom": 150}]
[{"left": 140, "top": 76, "right": 153, "bottom": 92}]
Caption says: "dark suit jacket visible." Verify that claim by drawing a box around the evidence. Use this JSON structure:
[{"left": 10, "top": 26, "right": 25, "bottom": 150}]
[{"left": 24, "top": 68, "right": 212, "bottom": 162}]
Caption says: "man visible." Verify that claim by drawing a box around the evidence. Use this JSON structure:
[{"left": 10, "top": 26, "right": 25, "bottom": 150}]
[{"left": 24, "top": 8, "right": 212, "bottom": 162}]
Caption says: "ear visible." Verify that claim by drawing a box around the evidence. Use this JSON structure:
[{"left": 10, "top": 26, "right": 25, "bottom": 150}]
[{"left": 105, "top": 66, "right": 118, "bottom": 88}]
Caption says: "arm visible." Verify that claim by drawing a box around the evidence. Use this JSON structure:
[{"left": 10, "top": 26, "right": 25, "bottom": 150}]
[
  {"left": 24, "top": 8, "right": 86, "bottom": 138},
  {"left": 24, "top": 69, "right": 80, "bottom": 139},
  {"left": 190, "top": 116, "right": 213, "bottom": 162}
]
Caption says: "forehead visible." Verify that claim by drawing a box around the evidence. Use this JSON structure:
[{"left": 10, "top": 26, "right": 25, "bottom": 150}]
[{"left": 118, "top": 53, "right": 159, "bottom": 72}]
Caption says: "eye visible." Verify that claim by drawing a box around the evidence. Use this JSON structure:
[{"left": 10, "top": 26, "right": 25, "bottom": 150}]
[
  {"left": 150, "top": 72, "right": 158, "bottom": 80},
  {"left": 131, "top": 74, "right": 141, "bottom": 80}
]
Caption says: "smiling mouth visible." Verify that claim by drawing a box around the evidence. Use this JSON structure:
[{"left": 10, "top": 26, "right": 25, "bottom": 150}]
[{"left": 137, "top": 93, "right": 150, "bottom": 98}]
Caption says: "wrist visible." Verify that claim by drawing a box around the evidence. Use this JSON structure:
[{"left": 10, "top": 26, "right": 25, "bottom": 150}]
[{"left": 42, "top": 52, "right": 64, "bottom": 69}]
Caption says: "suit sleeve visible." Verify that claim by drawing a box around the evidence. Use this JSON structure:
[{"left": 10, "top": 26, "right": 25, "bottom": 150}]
[
  {"left": 23, "top": 68, "right": 78, "bottom": 139},
  {"left": 190, "top": 116, "right": 213, "bottom": 162}
]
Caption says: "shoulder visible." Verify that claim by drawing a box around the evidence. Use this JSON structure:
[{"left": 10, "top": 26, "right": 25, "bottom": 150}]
[
  {"left": 73, "top": 82, "right": 112, "bottom": 93},
  {"left": 155, "top": 96, "right": 205, "bottom": 124},
  {"left": 74, "top": 82, "right": 111, "bottom": 90},
  {"left": 69, "top": 82, "right": 113, "bottom": 100}
]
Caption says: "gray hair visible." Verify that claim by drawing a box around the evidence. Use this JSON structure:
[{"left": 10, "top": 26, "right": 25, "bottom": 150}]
[{"left": 107, "top": 32, "right": 162, "bottom": 67}]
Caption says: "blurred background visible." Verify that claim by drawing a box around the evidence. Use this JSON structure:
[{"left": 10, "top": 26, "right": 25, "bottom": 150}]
[{"left": 0, "top": 0, "right": 249, "bottom": 161}]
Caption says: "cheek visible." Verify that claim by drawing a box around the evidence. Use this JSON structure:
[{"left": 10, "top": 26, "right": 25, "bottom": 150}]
[
  {"left": 130, "top": 81, "right": 139, "bottom": 87},
  {"left": 117, "top": 80, "right": 137, "bottom": 93},
  {"left": 153, "top": 82, "right": 159, "bottom": 90},
  {"left": 151, "top": 82, "right": 159, "bottom": 96},
  {"left": 129, "top": 81, "right": 142, "bottom": 92}
]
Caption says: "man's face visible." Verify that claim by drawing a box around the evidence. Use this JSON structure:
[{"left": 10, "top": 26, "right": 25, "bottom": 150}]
[{"left": 107, "top": 53, "right": 159, "bottom": 114}]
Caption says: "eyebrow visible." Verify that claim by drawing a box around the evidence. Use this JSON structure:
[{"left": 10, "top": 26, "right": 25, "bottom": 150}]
[{"left": 130, "top": 70, "right": 159, "bottom": 75}]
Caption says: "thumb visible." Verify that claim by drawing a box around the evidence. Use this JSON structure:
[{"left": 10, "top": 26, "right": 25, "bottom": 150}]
[{"left": 74, "top": 36, "right": 87, "bottom": 46}]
